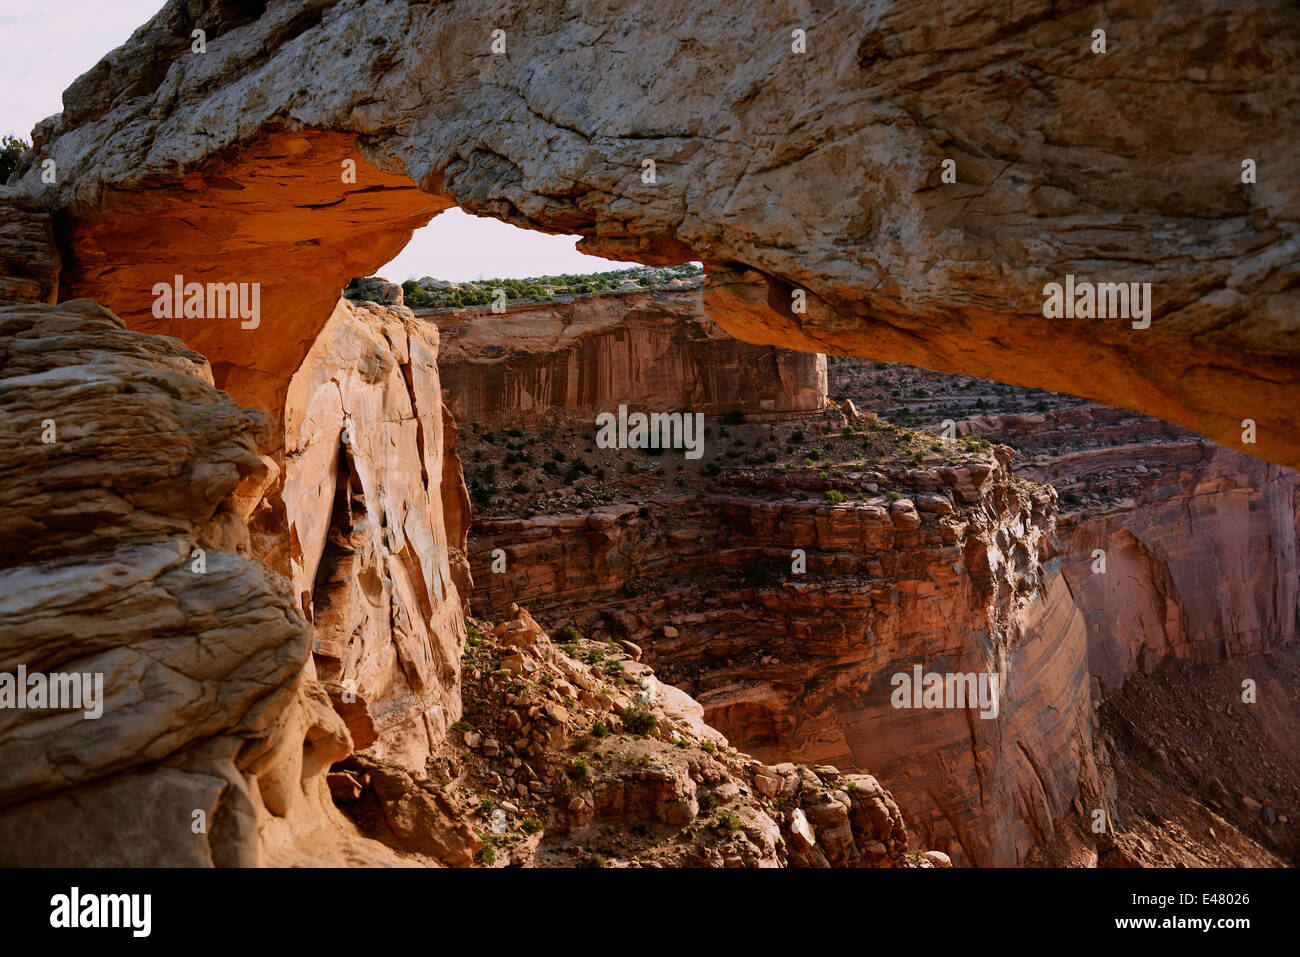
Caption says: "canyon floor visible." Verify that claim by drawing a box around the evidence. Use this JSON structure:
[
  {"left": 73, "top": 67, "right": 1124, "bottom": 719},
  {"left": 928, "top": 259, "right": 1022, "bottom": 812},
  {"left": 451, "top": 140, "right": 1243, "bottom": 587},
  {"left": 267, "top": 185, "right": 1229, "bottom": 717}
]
[{"left": 1097, "top": 647, "right": 1300, "bottom": 868}]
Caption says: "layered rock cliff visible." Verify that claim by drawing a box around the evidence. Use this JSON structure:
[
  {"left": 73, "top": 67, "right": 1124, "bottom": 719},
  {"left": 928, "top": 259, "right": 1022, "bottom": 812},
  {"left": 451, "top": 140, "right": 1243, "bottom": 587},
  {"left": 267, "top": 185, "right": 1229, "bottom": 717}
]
[
  {"left": 426, "top": 285, "right": 828, "bottom": 431},
  {"left": 13, "top": 0, "right": 1299, "bottom": 466},
  {"left": 464, "top": 404, "right": 1102, "bottom": 866},
  {"left": 453, "top": 325, "right": 1299, "bottom": 867},
  {"left": 955, "top": 406, "right": 1300, "bottom": 694},
  {"left": 830, "top": 358, "right": 1300, "bottom": 696}
]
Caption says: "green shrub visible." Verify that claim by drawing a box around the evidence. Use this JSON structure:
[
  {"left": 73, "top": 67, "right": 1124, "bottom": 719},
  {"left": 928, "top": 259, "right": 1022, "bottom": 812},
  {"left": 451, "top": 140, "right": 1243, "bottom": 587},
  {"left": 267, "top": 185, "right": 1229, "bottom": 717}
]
[
  {"left": 553, "top": 621, "right": 581, "bottom": 644},
  {"left": 715, "top": 810, "right": 742, "bottom": 834},
  {"left": 0, "top": 135, "right": 29, "bottom": 184},
  {"left": 622, "top": 703, "right": 658, "bottom": 736},
  {"left": 824, "top": 489, "right": 846, "bottom": 505},
  {"left": 468, "top": 481, "right": 492, "bottom": 507},
  {"left": 401, "top": 279, "right": 430, "bottom": 306}
]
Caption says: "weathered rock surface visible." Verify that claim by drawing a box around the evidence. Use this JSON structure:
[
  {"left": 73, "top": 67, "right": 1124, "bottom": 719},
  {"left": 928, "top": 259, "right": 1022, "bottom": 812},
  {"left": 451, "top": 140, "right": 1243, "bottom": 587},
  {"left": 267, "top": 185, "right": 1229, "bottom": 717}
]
[
  {"left": 429, "top": 286, "right": 828, "bottom": 431},
  {"left": 0, "top": 188, "right": 59, "bottom": 306},
  {"left": 283, "top": 296, "right": 472, "bottom": 770},
  {"left": 0, "top": 298, "right": 404, "bottom": 866},
  {"left": 1097, "top": 649, "right": 1300, "bottom": 867},
  {"left": 15, "top": 0, "right": 1299, "bottom": 465}
]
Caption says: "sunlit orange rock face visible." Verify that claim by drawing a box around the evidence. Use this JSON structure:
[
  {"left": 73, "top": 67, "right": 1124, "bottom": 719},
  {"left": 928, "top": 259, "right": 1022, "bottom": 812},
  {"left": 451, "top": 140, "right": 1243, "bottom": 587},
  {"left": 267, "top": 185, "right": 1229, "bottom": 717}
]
[
  {"left": 14, "top": 0, "right": 1298, "bottom": 468},
  {"left": 56, "top": 130, "right": 446, "bottom": 418}
]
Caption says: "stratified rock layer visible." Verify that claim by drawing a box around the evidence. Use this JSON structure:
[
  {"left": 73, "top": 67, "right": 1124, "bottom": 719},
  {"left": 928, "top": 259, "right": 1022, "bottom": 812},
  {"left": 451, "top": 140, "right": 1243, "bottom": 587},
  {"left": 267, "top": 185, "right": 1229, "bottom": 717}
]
[
  {"left": 0, "top": 188, "right": 59, "bottom": 306},
  {"left": 429, "top": 287, "right": 828, "bottom": 431},
  {"left": 15, "top": 0, "right": 1300, "bottom": 465},
  {"left": 962, "top": 406, "right": 1300, "bottom": 694}
]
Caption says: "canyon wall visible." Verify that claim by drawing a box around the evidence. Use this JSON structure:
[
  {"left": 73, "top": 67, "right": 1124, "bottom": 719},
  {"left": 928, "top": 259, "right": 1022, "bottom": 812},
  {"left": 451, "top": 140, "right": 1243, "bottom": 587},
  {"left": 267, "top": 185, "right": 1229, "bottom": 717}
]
[
  {"left": 429, "top": 286, "right": 828, "bottom": 431},
  {"left": 469, "top": 451, "right": 1101, "bottom": 866},
  {"left": 959, "top": 407, "right": 1300, "bottom": 693},
  {"left": 14, "top": 0, "right": 1299, "bottom": 467}
]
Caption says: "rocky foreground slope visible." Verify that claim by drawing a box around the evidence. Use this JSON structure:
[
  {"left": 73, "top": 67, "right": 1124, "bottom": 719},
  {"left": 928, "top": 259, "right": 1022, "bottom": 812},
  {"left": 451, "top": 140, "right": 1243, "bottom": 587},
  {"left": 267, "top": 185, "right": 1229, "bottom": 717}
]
[{"left": 10, "top": 0, "right": 1299, "bottom": 466}]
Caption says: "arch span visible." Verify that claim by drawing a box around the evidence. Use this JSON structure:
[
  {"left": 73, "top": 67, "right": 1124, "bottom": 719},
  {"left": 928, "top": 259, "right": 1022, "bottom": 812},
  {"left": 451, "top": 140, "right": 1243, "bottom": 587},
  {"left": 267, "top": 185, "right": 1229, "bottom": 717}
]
[{"left": 14, "top": 0, "right": 1299, "bottom": 466}]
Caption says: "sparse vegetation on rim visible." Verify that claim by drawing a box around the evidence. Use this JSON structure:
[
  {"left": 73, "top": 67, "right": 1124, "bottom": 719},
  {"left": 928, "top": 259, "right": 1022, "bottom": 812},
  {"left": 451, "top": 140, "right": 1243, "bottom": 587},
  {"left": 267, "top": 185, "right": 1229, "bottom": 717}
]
[{"left": 346, "top": 264, "right": 703, "bottom": 309}]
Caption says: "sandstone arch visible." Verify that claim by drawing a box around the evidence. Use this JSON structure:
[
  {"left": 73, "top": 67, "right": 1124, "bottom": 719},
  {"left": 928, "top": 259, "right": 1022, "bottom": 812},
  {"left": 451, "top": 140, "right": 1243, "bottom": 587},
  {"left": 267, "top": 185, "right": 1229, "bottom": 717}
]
[{"left": 10, "top": 0, "right": 1298, "bottom": 466}]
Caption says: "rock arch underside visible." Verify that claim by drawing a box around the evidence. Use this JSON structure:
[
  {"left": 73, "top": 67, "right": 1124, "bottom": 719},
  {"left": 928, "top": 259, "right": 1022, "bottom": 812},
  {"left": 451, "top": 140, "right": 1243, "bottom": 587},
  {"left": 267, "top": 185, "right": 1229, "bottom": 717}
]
[{"left": 0, "top": 0, "right": 1297, "bottom": 869}]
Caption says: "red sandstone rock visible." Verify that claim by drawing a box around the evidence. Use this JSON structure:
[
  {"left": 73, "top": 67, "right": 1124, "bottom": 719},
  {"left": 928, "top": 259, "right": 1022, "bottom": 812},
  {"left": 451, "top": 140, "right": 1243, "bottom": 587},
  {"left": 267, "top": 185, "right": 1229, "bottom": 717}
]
[{"left": 430, "top": 287, "right": 827, "bottom": 430}]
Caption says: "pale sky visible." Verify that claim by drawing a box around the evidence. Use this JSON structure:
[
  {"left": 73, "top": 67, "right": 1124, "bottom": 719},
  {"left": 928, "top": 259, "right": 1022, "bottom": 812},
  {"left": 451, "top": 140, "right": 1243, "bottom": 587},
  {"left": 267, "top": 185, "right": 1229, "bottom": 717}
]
[
  {"left": 0, "top": 1, "right": 643, "bottom": 281},
  {"left": 382, "top": 208, "right": 640, "bottom": 282},
  {"left": 0, "top": 1, "right": 165, "bottom": 140}
]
